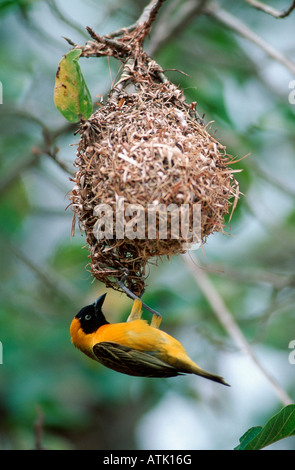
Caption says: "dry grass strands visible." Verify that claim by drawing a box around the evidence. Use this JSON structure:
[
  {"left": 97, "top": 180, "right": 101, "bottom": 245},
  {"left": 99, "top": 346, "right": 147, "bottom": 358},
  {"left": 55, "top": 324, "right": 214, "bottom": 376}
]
[{"left": 70, "top": 59, "right": 239, "bottom": 296}]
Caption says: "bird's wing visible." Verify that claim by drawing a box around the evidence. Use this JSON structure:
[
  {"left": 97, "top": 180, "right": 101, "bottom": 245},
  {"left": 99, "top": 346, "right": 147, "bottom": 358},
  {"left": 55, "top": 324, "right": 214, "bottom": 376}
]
[{"left": 93, "top": 341, "right": 182, "bottom": 378}]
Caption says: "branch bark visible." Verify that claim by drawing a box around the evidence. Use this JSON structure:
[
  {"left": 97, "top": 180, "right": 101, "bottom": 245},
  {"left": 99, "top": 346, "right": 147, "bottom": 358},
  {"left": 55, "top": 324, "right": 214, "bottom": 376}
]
[
  {"left": 147, "top": 0, "right": 208, "bottom": 56},
  {"left": 182, "top": 253, "right": 293, "bottom": 406},
  {"left": 205, "top": 2, "right": 295, "bottom": 76},
  {"left": 244, "top": 0, "right": 295, "bottom": 18}
]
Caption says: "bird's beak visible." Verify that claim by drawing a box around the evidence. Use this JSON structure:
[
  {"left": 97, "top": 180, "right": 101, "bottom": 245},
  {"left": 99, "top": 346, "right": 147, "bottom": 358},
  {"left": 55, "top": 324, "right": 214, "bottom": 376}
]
[{"left": 94, "top": 293, "right": 107, "bottom": 314}]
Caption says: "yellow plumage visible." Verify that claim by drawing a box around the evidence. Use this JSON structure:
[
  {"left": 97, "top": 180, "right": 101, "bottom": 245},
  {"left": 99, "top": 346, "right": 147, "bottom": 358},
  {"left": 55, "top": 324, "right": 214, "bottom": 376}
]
[{"left": 70, "top": 295, "right": 229, "bottom": 385}]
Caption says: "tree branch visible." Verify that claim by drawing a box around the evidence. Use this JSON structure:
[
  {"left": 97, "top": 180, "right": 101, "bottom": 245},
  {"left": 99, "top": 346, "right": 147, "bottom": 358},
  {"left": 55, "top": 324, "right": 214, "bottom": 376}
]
[
  {"left": 147, "top": 0, "right": 208, "bottom": 56},
  {"left": 46, "top": 0, "right": 89, "bottom": 38},
  {"left": 205, "top": 2, "right": 295, "bottom": 76},
  {"left": 107, "top": 0, "right": 167, "bottom": 38},
  {"left": 3, "top": 238, "right": 80, "bottom": 305},
  {"left": 0, "top": 151, "right": 41, "bottom": 198},
  {"left": 69, "top": 0, "right": 168, "bottom": 59},
  {"left": 34, "top": 406, "right": 45, "bottom": 451},
  {"left": 0, "top": 107, "right": 75, "bottom": 198},
  {"left": 139, "top": 0, "right": 167, "bottom": 32},
  {"left": 201, "top": 262, "right": 295, "bottom": 290},
  {"left": 182, "top": 253, "right": 293, "bottom": 406},
  {"left": 244, "top": 0, "right": 295, "bottom": 18}
]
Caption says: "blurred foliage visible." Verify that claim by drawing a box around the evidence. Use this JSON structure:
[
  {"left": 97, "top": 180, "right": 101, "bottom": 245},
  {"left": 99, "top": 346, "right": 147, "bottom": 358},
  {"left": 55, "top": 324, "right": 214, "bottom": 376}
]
[{"left": 0, "top": 0, "right": 295, "bottom": 450}]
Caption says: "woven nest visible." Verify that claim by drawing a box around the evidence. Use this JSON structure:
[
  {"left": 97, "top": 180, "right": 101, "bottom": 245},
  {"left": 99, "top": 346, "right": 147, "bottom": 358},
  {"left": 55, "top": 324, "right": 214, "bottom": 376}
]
[{"left": 70, "top": 62, "right": 239, "bottom": 296}]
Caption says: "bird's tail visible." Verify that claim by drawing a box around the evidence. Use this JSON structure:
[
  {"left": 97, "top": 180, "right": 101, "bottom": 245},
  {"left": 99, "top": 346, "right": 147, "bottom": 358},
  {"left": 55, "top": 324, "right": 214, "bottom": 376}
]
[
  {"left": 176, "top": 355, "right": 230, "bottom": 386},
  {"left": 190, "top": 363, "right": 230, "bottom": 386}
]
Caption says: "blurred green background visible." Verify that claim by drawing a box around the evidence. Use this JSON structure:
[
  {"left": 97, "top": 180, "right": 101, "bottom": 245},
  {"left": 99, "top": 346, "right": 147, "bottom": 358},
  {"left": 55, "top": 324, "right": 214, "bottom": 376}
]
[{"left": 0, "top": 0, "right": 295, "bottom": 450}]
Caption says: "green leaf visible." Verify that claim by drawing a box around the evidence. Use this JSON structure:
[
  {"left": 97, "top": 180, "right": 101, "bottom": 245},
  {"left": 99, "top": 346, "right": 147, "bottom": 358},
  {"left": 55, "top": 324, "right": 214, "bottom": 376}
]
[
  {"left": 235, "top": 404, "right": 295, "bottom": 450},
  {"left": 54, "top": 49, "right": 92, "bottom": 123},
  {"left": 235, "top": 427, "right": 262, "bottom": 450}
]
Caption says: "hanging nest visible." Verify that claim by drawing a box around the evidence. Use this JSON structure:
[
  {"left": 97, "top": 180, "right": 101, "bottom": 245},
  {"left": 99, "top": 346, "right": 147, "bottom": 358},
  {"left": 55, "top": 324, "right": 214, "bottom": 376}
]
[{"left": 70, "top": 57, "right": 239, "bottom": 296}]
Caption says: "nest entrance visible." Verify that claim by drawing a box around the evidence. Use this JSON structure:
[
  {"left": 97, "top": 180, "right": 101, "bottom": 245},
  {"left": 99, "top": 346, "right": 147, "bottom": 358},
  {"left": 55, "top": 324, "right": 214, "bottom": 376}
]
[{"left": 70, "top": 59, "right": 239, "bottom": 296}]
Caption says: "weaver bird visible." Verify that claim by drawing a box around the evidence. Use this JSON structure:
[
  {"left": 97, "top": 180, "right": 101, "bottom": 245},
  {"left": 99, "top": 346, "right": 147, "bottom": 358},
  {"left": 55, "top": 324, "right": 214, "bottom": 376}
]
[{"left": 70, "top": 293, "right": 229, "bottom": 385}]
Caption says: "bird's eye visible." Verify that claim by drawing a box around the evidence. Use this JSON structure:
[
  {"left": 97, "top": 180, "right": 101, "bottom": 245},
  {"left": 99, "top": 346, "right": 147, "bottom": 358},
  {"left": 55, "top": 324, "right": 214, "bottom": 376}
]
[{"left": 85, "top": 314, "right": 92, "bottom": 320}]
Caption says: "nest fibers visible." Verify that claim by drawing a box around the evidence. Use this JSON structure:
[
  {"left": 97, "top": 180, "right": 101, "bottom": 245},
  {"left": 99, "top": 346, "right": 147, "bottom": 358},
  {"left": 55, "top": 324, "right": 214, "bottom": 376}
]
[{"left": 70, "top": 62, "right": 239, "bottom": 296}]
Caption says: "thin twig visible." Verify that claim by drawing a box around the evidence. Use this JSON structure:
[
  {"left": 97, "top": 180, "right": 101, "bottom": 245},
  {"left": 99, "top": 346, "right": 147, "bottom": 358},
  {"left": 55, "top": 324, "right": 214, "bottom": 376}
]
[
  {"left": 0, "top": 151, "right": 41, "bottom": 198},
  {"left": 107, "top": 0, "right": 166, "bottom": 39},
  {"left": 0, "top": 108, "right": 74, "bottom": 196},
  {"left": 107, "top": 24, "right": 137, "bottom": 39},
  {"left": 148, "top": 0, "right": 208, "bottom": 56},
  {"left": 63, "top": 36, "right": 77, "bottom": 46},
  {"left": 201, "top": 263, "right": 295, "bottom": 290},
  {"left": 71, "top": 0, "right": 169, "bottom": 58},
  {"left": 244, "top": 0, "right": 295, "bottom": 18},
  {"left": 34, "top": 406, "right": 44, "bottom": 451},
  {"left": 3, "top": 238, "right": 79, "bottom": 305},
  {"left": 44, "top": 146, "right": 74, "bottom": 176},
  {"left": 116, "top": 279, "right": 162, "bottom": 319},
  {"left": 205, "top": 2, "right": 295, "bottom": 76},
  {"left": 162, "top": 68, "right": 191, "bottom": 77},
  {"left": 86, "top": 26, "right": 131, "bottom": 54},
  {"left": 248, "top": 160, "right": 295, "bottom": 198},
  {"left": 46, "top": 0, "right": 88, "bottom": 38},
  {"left": 141, "top": 0, "right": 167, "bottom": 31},
  {"left": 182, "top": 253, "right": 293, "bottom": 406}
]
